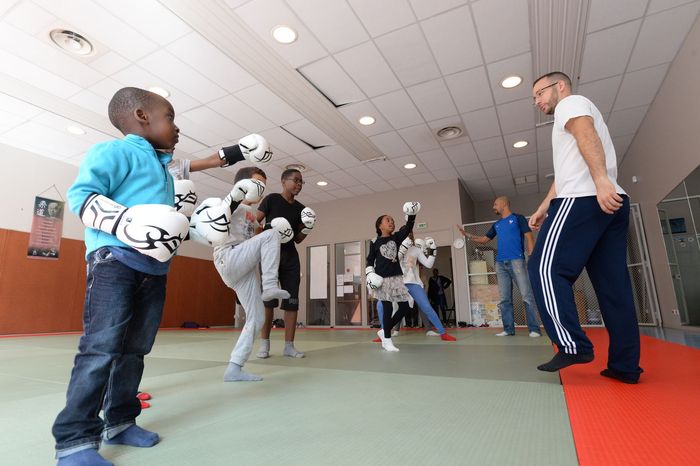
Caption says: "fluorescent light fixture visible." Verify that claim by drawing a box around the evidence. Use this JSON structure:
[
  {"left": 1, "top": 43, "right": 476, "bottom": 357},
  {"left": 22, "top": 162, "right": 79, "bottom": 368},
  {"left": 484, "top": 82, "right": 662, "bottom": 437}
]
[
  {"left": 513, "top": 140, "right": 528, "bottom": 148},
  {"left": 272, "top": 25, "right": 297, "bottom": 44},
  {"left": 359, "top": 116, "right": 375, "bottom": 126},
  {"left": 501, "top": 75, "right": 522, "bottom": 89},
  {"left": 404, "top": 163, "right": 417, "bottom": 169},
  {"left": 317, "top": 181, "right": 328, "bottom": 186},
  {"left": 148, "top": 86, "right": 170, "bottom": 98},
  {"left": 66, "top": 125, "right": 86, "bottom": 135}
]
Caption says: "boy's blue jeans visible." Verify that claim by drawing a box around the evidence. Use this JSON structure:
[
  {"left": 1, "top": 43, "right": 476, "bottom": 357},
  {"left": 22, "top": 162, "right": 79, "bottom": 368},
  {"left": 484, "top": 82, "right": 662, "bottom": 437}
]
[
  {"left": 52, "top": 247, "right": 166, "bottom": 457},
  {"left": 495, "top": 258, "right": 540, "bottom": 334}
]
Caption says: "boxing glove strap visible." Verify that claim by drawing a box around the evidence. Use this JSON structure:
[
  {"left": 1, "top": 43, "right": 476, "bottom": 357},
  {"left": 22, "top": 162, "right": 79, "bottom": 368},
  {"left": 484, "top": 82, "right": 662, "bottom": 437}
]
[{"left": 218, "top": 145, "right": 245, "bottom": 167}]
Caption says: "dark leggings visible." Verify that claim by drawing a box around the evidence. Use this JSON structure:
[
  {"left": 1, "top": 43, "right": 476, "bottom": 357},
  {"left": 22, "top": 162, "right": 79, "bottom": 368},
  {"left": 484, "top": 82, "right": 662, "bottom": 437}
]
[{"left": 381, "top": 301, "right": 410, "bottom": 339}]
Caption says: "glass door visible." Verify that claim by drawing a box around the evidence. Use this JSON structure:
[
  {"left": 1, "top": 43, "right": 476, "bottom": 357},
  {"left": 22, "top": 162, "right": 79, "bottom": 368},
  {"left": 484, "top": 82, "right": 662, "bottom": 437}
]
[{"left": 307, "top": 244, "right": 330, "bottom": 326}]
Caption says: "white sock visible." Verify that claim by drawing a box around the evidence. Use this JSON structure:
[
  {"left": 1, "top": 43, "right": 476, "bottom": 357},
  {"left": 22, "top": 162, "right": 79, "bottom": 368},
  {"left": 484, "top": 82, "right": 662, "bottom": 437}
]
[
  {"left": 256, "top": 339, "right": 270, "bottom": 358},
  {"left": 283, "top": 341, "right": 305, "bottom": 358},
  {"left": 223, "top": 362, "right": 262, "bottom": 382}
]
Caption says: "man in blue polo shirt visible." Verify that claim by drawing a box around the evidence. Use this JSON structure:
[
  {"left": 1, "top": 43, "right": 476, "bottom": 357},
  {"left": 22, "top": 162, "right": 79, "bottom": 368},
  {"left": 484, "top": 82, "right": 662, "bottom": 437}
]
[{"left": 457, "top": 196, "right": 541, "bottom": 337}]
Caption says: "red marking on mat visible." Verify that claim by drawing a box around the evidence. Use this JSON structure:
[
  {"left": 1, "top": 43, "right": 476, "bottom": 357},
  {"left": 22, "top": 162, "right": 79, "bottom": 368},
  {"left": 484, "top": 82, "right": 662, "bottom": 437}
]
[{"left": 560, "top": 328, "right": 700, "bottom": 466}]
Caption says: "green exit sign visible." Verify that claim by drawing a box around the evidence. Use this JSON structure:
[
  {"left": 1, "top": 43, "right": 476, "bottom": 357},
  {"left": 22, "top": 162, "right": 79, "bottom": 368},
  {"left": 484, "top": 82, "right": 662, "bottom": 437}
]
[{"left": 416, "top": 222, "right": 428, "bottom": 230}]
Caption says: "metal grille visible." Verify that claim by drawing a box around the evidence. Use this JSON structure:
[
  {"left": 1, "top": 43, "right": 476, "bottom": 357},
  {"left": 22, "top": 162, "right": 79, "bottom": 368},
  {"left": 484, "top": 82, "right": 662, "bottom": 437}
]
[{"left": 463, "top": 204, "right": 658, "bottom": 328}]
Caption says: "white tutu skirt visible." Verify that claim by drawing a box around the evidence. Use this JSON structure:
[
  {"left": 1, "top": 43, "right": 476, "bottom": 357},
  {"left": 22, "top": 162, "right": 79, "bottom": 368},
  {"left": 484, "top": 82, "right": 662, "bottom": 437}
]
[{"left": 371, "top": 275, "right": 411, "bottom": 302}]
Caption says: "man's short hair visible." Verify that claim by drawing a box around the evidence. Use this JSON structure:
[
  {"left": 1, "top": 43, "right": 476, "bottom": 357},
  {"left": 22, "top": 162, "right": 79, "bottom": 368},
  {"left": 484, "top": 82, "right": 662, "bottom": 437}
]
[
  {"left": 533, "top": 71, "right": 571, "bottom": 89},
  {"left": 496, "top": 196, "right": 511, "bottom": 207},
  {"left": 235, "top": 166, "right": 266, "bottom": 183},
  {"left": 281, "top": 168, "right": 301, "bottom": 180},
  {"left": 108, "top": 87, "right": 157, "bottom": 133}
]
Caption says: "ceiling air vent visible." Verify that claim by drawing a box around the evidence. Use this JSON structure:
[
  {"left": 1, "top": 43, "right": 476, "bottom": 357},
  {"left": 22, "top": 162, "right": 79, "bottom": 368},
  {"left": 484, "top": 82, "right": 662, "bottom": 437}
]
[
  {"left": 436, "top": 126, "right": 463, "bottom": 140},
  {"left": 49, "top": 29, "right": 93, "bottom": 56}
]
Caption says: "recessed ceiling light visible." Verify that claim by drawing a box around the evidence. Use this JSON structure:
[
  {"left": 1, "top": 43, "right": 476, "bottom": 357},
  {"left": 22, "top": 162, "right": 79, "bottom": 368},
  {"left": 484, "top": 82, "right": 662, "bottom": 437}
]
[
  {"left": 436, "top": 126, "right": 463, "bottom": 140},
  {"left": 501, "top": 75, "right": 523, "bottom": 89},
  {"left": 317, "top": 181, "right": 328, "bottom": 186},
  {"left": 513, "top": 140, "right": 528, "bottom": 148},
  {"left": 148, "top": 86, "right": 170, "bottom": 98},
  {"left": 359, "top": 116, "right": 375, "bottom": 126},
  {"left": 404, "top": 163, "right": 417, "bottom": 169},
  {"left": 66, "top": 125, "right": 86, "bottom": 135},
  {"left": 50, "top": 29, "right": 93, "bottom": 56},
  {"left": 272, "top": 25, "right": 297, "bottom": 44}
]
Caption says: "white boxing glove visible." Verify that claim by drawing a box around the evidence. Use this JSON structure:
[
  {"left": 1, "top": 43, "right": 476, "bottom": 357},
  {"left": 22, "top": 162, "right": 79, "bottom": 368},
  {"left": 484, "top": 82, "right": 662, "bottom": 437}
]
[
  {"left": 403, "top": 201, "right": 421, "bottom": 216},
  {"left": 414, "top": 238, "right": 427, "bottom": 255},
  {"left": 398, "top": 237, "right": 412, "bottom": 260},
  {"left": 190, "top": 197, "right": 231, "bottom": 246},
  {"left": 365, "top": 266, "right": 384, "bottom": 290},
  {"left": 80, "top": 194, "right": 189, "bottom": 262},
  {"left": 224, "top": 178, "right": 266, "bottom": 206},
  {"left": 425, "top": 237, "right": 437, "bottom": 256},
  {"left": 300, "top": 207, "right": 316, "bottom": 235},
  {"left": 174, "top": 180, "right": 197, "bottom": 217},
  {"left": 270, "top": 217, "right": 294, "bottom": 243},
  {"left": 218, "top": 134, "right": 273, "bottom": 167}
]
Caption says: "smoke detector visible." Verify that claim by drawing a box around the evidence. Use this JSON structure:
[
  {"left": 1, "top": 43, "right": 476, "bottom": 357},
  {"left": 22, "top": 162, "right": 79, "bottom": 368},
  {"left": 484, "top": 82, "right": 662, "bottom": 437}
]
[
  {"left": 436, "top": 125, "right": 463, "bottom": 140},
  {"left": 50, "top": 29, "right": 93, "bottom": 56}
]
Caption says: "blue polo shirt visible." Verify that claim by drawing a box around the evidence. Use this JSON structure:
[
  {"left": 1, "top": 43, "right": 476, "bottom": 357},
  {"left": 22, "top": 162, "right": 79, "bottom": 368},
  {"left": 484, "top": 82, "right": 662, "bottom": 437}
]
[{"left": 485, "top": 213, "right": 530, "bottom": 262}]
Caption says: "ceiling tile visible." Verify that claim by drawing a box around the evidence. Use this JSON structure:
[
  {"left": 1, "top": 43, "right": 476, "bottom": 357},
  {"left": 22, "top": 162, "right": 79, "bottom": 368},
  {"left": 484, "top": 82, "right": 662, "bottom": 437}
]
[
  {"left": 430, "top": 167, "right": 460, "bottom": 181},
  {"left": 315, "top": 145, "right": 362, "bottom": 169},
  {"left": 410, "top": 0, "right": 469, "bottom": 20},
  {"left": 234, "top": 0, "right": 327, "bottom": 67},
  {"left": 259, "top": 126, "right": 313, "bottom": 155},
  {"left": 348, "top": 0, "right": 416, "bottom": 37},
  {"left": 326, "top": 187, "right": 355, "bottom": 199},
  {"left": 96, "top": 0, "right": 191, "bottom": 45},
  {"left": 647, "top": 0, "right": 698, "bottom": 14},
  {"left": 295, "top": 150, "right": 340, "bottom": 173},
  {"left": 516, "top": 184, "right": 540, "bottom": 195},
  {"left": 509, "top": 153, "right": 537, "bottom": 176},
  {"left": 0, "top": 93, "right": 44, "bottom": 119},
  {"left": 628, "top": 2, "right": 700, "bottom": 71},
  {"left": 235, "top": 84, "right": 303, "bottom": 126},
  {"left": 167, "top": 32, "right": 258, "bottom": 94},
  {"left": 607, "top": 105, "right": 649, "bottom": 136},
  {"left": 456, "top": 163, "right": 486, "bottom": 181},
  {"left": 613, "top": 63, "right": 669, "bottom": 111},
  {"left": 496, "top": 98, "right": 535, "bottom": 134},
  {"left": 397, "top": 124, "right": 440, "bottom": 152},
  {"left": 587, "top": 0, "right": 647, "bottom": 32},
  {"left": 338, "top": 100, "right": 394, "bottom": 136},
  {"left": 0, "top": 49, "right": 82, "bottom": 99},
  {"left": 288, "top": 0, "right": 369, "bottom": 53},
  {"left": 375, "top": 24, "right": 441, "bottom": 86},
  {"left": 369, "top": 131, "right": 413, "bottom": 158},
  {"left": 207, "top": 95, "right": 276, "bottom": 134},
  {"left": 471, "top": 190, "right": 496, "bottom": 201},
  {"left": 612, "top": 134, "right": 635, "bottom": 161},
  {"left": 409, "top": 171, "right": 437, "bottom": 185},
  {"left": 489, "top": 175, "right": 515, "bottom": 190},
  {"left": 299, "top": 57, "right": 366, "bottom": 106},
  {"left": 536, "top": 125, "right": 552, "bottom": 150},
  {"left": 335, "top": 41, "right": 402, "bottom": 97},
  {"left": 177, "top": 111, "right": 241, "bottom": 147},
  {"left": 90, "top": 51, "right": 130, "bottom": 76},
  {"left": 324, "top": 169, "right": 362, "bottom": 188},
  {"left": 283, "top": 119, "right": 335, "bottom": 147},
  {"left": 579, "top": 20, "right": 641, "bottom": 83},
  {"left": 5, "top": 1, "right": 56, "bottom": 35},
  {"left": 445, "top": 66, "right": 493, "bottom": 114},
  {"left": 415, "top": 148, "right": 454, "bottom": 170},
  {"left": 465, "top": 178, "right": 492, "bottom": 193},
  {"left": 406, "top": 78, "right": 458, "bottom": 121},
  {"left": 487, "top": 52, "right": 533, "bottom": 104},
  {"left": 388, "top": 176, "right": 416, "bottom": 189},
  {"left": 371, "top": 89, "right": 424, "bottom": 129},
  {"left": 345, "top": 164, "right": 383, "bottom": 183},
  {"left": 347, "top": 184, "right": 375, "bottom": 196},
  {"left": 371, "top": 159, "right": 404, "bottom": 180},
  {"left": 421, "top": 5, "right": 481, "bottom": 75},
  {"left": 444, "top": 141, "right": 479, "bottom": 166},
  {"left": 461, "top": 106, "right": 500, "bottom": 141},
  {"left": 576, "top": 75, "right": 624, "bottom": 114},
  {"left": 482, "top": 158, "right": 511, "bottom": 177},
  {"left": 391, "top": 154, "right": 427, "bottom": 174},
  {"left": 311, "top": 191, "right": 338, "bottom": 202},
  {"left": 111, "top": 65, "right": 200, "bottom": 112},
  {"left": 473, "top": 136, "right": 506, "bottom": 161},
  {"left": 471, "top": 0, "right": 530, "bottom": 63},
  {"left": 174, "top": 135, "right": 207, "bottom": 155}
]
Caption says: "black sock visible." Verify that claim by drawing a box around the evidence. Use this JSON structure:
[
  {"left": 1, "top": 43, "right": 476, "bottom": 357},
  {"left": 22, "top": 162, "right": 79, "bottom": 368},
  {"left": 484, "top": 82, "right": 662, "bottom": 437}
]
[
  {"left": 600, "top": 368, "right": 640, "bottom": 384},
  {"left": 537, "top": 352, "right": 594, "bottom": 372}
]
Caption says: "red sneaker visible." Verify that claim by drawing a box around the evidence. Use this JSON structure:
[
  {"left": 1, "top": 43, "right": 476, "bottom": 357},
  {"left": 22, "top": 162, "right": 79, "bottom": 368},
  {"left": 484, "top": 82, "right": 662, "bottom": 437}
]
[
  {"left": 136, "top": 392, "right": 152, "bottom": 401},
  {"left": 372, "top": 337, "right": 381, "bottom": 343},
  {"left": 140, "top": 400, "right": 151, "bottom": 409},
  {"left": 440, "top": 333, "right": 457, "bottom": 342}
]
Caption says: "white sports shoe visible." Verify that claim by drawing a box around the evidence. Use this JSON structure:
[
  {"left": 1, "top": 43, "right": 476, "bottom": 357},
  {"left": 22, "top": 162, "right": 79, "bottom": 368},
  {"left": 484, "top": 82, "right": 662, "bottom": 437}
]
[
  {"left": 381, "top": 338, "right": 400, "bottom": 352},
  {"left": 529, "top": 331, "right": 542, "bottom": 338},
  {"left": 425, "top": 330, "right": 440, "bottom": 336},
  {"left": 391, "top": 330, "right": 399, "bottom": 337},
  {"left": 495, "top": 331, "right": 514, "bottom": 337}
]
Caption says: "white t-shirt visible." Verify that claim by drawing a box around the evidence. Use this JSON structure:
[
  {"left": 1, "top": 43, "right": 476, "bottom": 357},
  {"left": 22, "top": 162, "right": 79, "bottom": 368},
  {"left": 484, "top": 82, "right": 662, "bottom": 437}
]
[
  {"left": 167, "top": 159, "right": 191, "bottom": 181},
  {"left": 213, "top": 204, "right": 258, "bottom": 254},
  {"left": 552, "top": 95, "right": 625, "bottom": 198},
  {"left": 400, "top": 246, "right": 435, "bottom": 286}
]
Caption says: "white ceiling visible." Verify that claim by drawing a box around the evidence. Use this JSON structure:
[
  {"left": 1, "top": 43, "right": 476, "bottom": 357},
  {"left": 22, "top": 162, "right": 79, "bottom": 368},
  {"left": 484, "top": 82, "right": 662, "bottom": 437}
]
[{"left": 0, "top": 0, "right": 698, "bottom": 204}]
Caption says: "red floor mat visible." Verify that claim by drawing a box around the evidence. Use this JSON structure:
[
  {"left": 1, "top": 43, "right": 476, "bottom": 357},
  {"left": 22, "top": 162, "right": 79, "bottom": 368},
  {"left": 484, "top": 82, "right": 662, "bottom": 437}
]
[{"left": 559, "top": 328, "right": 700, "bottom": 466}]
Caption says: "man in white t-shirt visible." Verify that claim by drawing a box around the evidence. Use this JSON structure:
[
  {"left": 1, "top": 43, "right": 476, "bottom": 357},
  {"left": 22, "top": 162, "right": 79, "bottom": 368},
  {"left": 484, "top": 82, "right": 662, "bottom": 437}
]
[{"left": 527, "top": 72, "right": 642, "bottom": 384}]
